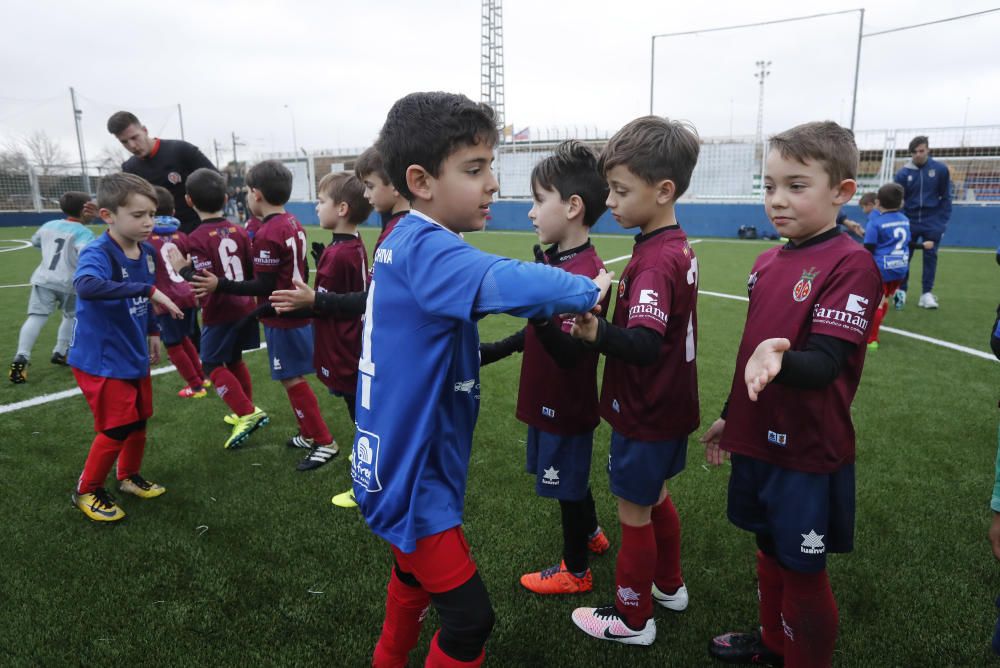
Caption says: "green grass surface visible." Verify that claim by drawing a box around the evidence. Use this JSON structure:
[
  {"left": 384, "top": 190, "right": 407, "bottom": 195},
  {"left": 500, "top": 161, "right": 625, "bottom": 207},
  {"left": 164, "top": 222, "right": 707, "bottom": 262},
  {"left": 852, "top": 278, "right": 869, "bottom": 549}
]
[{"left": 0, "top": 224, "right": 998, "bottom": 666}]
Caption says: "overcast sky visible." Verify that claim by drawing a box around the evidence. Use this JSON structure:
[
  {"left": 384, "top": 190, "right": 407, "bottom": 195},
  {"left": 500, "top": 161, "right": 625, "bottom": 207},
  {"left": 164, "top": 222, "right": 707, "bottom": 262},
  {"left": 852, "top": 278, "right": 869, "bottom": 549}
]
[{"left": 1, "top": 0, "right": 998, "bottom": 168}]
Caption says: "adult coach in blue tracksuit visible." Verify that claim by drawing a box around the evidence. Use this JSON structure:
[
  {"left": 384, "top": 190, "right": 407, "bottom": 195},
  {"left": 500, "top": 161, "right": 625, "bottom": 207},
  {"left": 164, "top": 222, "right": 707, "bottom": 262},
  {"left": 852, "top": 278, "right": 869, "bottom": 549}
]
[{"left": 894, "top": 135, "right": 952, "bottom": 309}]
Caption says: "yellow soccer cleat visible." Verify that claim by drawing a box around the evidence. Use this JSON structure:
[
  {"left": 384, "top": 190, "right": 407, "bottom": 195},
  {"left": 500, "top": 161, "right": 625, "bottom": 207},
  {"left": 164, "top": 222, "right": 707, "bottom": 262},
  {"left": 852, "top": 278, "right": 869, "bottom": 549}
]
[
  {"left": 224, "top": 407, "right": 269, "bottom": 449},
  {"left": 72, "top": 488, "right": 126, "bottom": 522},
  {"left": 223, "top": 413, "right": 238, "bottom": 425},
  {"left": 331, "top": 489, "right": 357, "bottom": 508},
  {"left": 119, "top": 474, "right": 166, "bottom": 499}
]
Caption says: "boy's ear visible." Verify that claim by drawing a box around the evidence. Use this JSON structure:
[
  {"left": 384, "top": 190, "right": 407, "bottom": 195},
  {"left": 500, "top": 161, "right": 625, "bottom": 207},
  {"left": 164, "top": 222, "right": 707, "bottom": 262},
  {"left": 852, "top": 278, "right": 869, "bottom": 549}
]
[
  {"left": 655, "top": 179, "right": 677, "bottom": 205},
  {"left": 405, "top": 165, "right": 433, "bottom": 202},
  {"left": 99, "top": 207, "right": 115, "bottom": 225},
  {"left": 337, "top": 201, "right": 349, "bottom": 217},
  {"left": 184, "top": 194, "right": 195, "bottom": 209},
  {"left": 833, "top": 179, "right": 858, "bottom": 206},
  {"left": 566, "top": 193, "right": 584, "bottom": 221}
]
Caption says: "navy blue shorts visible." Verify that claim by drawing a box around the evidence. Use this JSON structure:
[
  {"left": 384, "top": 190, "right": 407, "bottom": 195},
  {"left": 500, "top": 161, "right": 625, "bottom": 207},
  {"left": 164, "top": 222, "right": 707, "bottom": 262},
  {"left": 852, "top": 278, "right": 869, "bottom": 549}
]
[
  {"left": 525, "top": 426, "right": 594, "bottom": 501},
  {"left": 727, "top": 454, "right": 855, "bottom": 573},
  {"left": 608, "top": 430, "right": 687, "bottom": 506},
  {"left": 156, "top": 308, "right": 198, "bottom": 347},
  {"left": 200, "top": 320, "right": 261, "bottom": 366},
  {"left": 263, "top": 325, "right": 314, "bottom": 380}
]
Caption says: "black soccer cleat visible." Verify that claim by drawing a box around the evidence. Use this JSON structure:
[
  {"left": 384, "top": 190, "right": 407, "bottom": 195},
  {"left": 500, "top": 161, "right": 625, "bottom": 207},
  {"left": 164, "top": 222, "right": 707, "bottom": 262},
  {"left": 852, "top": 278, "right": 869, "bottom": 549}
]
[
  {"left": 9, "top": 355, "right": 28, "bottom": 384},
  {"left": 709, "top": 629, "right": 783, "bottom": 666},
  {"left": 51, "top": 352, "right": 68, "bottom": 366}
]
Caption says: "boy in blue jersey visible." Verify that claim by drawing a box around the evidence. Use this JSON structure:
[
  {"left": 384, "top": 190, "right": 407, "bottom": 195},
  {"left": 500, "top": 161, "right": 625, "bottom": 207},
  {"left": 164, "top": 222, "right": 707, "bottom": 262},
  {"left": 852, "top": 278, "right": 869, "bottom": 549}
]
[
  {"left": 479, "top": 140, "right": 612, "bottom": 596},
  {"left": 356, "top": 92, "right": 612, "bottom": 668},
  {"left": 69, "top": 173, "right": 184, "bottom": 522},
  {"left": 10, "top": 192, "right": 95, "bottom": 383},
  {"left": 862, "top": 183, "right": 907, "bottom": 349}
]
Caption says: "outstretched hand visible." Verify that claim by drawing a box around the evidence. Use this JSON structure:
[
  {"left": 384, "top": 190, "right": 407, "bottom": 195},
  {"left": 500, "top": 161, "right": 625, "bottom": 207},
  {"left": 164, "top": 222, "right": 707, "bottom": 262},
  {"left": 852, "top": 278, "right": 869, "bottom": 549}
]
[
  {"left": 270, "top": 276, "right": 315, "bottom": 313},
  {"left": 592, "top": 269, "right": 614, "bottom": 308},
  {"left": 745, "top": 337, "right": 790, "bottom": 401},
  {"left": 190, "top": 270, "right": 219, "bottom": 299},
  {"left": 700, "top": 418, "right": 728, "bottom": 466},
  {"left": 165, "top": 245, "right": 190, "bottom": 274},
  {"left": 151, "top": 289, "right": 184, "bottom": 319}
]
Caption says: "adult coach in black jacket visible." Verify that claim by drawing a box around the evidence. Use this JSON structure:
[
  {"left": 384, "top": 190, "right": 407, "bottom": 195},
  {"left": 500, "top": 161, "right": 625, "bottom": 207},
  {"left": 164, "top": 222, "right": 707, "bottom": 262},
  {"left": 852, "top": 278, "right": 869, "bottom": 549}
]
[{"left": 108, "top": 111, "right": 218, "bottom": 234}]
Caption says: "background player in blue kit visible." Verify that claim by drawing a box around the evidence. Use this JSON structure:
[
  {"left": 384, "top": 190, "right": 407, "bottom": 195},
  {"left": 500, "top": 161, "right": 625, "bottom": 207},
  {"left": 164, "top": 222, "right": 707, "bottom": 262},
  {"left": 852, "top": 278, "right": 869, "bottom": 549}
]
[
  {"left": 68, "top": 173, "right": 184, "bottom": 522},
  {"left": 479, "top": 140, "right": 612, "bottom": 596},
  {"left": 863, "top": 183, "right": 912, "bottom": 349},
  {"left": 10, "top": 191, "right": 95, "bottom": 383},
  {"left": 355, "top": 92, "right": 612, "bottom": 668}
]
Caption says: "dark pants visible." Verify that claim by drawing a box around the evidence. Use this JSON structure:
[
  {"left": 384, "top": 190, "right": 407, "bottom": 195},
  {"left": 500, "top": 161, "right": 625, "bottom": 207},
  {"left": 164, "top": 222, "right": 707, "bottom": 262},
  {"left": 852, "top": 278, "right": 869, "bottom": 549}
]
[{"left": 901, "top": 225, "right": 944, "bottom": 294}]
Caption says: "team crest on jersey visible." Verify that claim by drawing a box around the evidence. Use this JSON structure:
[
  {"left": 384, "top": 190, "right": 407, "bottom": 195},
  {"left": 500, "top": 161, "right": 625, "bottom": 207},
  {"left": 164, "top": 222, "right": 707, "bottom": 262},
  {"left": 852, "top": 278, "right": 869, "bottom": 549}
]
[
  {"left": 167, "top": 171, "right": 182, "bottom": 185},
  {"left": 617, "top": 277, "right": 627, "bottom": 299},
  {"left": 146, "top": 253, "right": 155, "bottom": 273},
  {"left": 747, "top": 271, "right": 759, "bottom": 294},
  {"left": 928, "top": 169, "right": 936, "bottom": 178},
  {"left": 792, "top": 267, "right": 820, "bottom": 302},
  {"left": 352, "top": 429, "right": 383, "bottom": 493}
]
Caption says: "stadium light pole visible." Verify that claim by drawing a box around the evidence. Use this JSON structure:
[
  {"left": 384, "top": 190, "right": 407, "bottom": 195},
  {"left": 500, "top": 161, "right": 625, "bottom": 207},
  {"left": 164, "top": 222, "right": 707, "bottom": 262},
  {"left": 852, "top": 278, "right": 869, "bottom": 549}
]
[{"left": 649, "top": 9, "right": 864, "bottom": 121}]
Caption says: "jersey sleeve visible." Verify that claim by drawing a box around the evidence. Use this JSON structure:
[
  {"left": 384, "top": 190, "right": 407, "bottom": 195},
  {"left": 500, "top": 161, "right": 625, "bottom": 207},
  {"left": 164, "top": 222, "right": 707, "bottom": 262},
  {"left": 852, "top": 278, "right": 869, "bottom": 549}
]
[
  {"left": 74, "top": 225, "right": 95, "bottom": 250},
  {"left": 809, "top": 256, "right": 882, "bottom": 344},
  {"left": 625, "top": 267, "right": 672, "bottom": 336},
  {"left": 863, "top": 219, "right": 878, "bottom": 245},
  {"left": 407, "top": 231, "right": 502, "bottom": 322},
  {"left": 183, "top": 142, "right": 218, "bottom": 173},
  {"left": 31, "top": 229, "right": 42, "bottom": 247},
  {"left": 75, "top": 243, "right": 113, "bottom": 281}
]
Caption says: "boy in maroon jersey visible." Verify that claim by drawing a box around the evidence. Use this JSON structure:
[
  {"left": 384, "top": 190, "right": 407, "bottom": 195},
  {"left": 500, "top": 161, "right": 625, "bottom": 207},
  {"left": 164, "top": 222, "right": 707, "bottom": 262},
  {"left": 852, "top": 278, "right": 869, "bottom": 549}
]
[
  {"left": 703, "top": 122, "right": 881, "bottom": 668},
  {"left": 356, "top": 146, "right": 409, "bottom": 250},
  {"left": 478, "top": 140, "right": 612, "bottom": 594},
  {"left": 189, "top": 161, "right": 337, "bottom": 468},
  {"left": 568, "top": 117, "right": 701, "bottom": 646},
  {"left": 149, "top": 186, "right": 207, "bottom": 398},
  {"left": 270, "top": 172, "right": 372, "bottom": 470},
  {"left": 168, "top": 168, "right": 268, "bottom": 449}
]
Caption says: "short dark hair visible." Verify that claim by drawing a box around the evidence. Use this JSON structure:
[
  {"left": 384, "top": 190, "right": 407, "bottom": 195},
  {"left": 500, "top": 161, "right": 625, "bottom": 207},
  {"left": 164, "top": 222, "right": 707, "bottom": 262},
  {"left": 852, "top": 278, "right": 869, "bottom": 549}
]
[
  {"left": 768, "top": 121, "right": 858, "bottom": 186},
  {"left": 599, "top": 116, "right": 700, "bottom": 200},
  {"left": 908, "top": 135, "right": 929, "bottom": 153},
  {"left": 858, "top": 191, "right": 877, "bottom": 206},
  {"left": 318, "top": 172, "right": 373, "bottom": 224},
  {"left": 107, "top": 111, "right": 141, "bottom": 136},
  {"left": 245, "top": 160, "right": 293, "bottom": 206},
  {"left": 531, "top": 140, "right": 608, "bottom": 227},
  {"left": 97, "top": 172, "right": 157, "bottom": 211},
  {"left": 59, "top": 191, "right": 90, "bottom": 218},
  {"left": 186, "top": 168, "right": 227, "bottom": 212},
  {"left": 153, "top": 186, "right": 174, "bottom": 216},
  {"left": 354, "top": 147, "right": 391, "bottom": 185},
  {"left": 376, "top": 92, "right": 499, "bottom": 200},
  {"left": 876, "top": 182, "right": 904, "bottom": 210}
]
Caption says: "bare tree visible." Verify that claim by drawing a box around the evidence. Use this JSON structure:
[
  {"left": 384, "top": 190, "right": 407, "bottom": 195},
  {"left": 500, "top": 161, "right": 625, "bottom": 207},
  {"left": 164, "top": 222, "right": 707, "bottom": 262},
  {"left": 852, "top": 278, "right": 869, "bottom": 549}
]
[
  {"left": 0, "top": 140, "right": 30, "bottom": 173},
  {"left": 22, "top": 131, "right": 70, "bottom": 175},
  {"left": 95, "top": 143, "right": 129, "bottom": 175}
]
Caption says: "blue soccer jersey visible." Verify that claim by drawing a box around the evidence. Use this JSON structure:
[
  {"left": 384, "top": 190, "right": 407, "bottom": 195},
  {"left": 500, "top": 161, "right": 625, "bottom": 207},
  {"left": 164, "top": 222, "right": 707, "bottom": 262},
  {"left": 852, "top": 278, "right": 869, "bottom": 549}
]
[
  {"left": 68, "top": 232, "right": 156, "bottom": 379},
  {"left": 351, "top": 211, "right": 599, "bottom": 553},
  {"left": 863, "top": 210, "right": 911, "bottom": 282}
]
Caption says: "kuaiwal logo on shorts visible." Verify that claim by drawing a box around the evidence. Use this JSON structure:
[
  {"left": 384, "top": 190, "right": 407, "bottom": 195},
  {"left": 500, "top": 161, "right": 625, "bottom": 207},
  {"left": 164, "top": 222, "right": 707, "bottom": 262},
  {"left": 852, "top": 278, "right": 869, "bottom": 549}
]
[
  {"left": 800, "top": 530, "right": 825, "bottom": 555},
  {"left": 542, "top": 466, "right": 560, "bottom": 485}
]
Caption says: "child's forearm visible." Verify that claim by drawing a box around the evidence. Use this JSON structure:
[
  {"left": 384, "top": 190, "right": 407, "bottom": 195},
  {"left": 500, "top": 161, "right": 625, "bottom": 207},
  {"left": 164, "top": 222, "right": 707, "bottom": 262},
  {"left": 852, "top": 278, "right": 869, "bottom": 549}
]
[
  {"left": 480, "top": 328, "right": 526, "bottom": 366},
  {"left": 75, "top": 275, "right": 152, "bottom": 300},
  {"left": 314, "top": 289, "right": 367, "bottom": 317},
  {"left": 585, "top": 318, "right": 661, "bottom": 366},
  {"left": 773, "top": 334, "right": 855, "bottom": 389},
  {"left": 217, "top": 273, "right": 276, "bottom": 296}
]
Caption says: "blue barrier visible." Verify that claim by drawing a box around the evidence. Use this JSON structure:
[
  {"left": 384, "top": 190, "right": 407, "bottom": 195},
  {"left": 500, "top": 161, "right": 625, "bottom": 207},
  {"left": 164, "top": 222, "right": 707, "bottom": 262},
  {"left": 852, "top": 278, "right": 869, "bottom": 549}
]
[{"left": 4, "top": 200, "right": 997, "bottom": 248}]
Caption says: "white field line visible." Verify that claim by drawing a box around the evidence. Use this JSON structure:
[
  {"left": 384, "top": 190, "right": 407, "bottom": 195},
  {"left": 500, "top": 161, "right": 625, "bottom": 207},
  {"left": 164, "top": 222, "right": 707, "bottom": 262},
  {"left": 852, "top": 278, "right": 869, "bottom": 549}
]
[
  {"left": 0, "top": 283, "right": 30, "bottom": 289},
  {"left": 0, "top": 239, "right": 32, "bottom": 253},
  {"left": 0, "top": 345, "right": 268, "bottom": 416},
  {"left": 602, "top": 254, "right": 999, "bottom": 364}
]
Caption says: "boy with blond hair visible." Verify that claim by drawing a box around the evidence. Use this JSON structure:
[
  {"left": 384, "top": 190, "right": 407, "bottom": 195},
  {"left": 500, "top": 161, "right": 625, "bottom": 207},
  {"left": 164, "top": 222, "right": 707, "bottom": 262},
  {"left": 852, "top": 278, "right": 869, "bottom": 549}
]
[
  {"left": 568, "top": 116, "right": 701, "bottom": 646},
  {"left": 703, "top": 121, "right": 882, "bottom": 667},
  {"left": 69, "top": 173, "right": 184, "bottom": 522}
]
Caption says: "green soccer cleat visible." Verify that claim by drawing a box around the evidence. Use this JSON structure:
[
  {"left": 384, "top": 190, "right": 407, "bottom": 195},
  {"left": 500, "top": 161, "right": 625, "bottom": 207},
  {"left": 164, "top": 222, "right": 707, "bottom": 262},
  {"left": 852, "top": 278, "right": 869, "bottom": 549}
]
[
  {"left": 331, "top": 489, "right": 357, "bottom": 508},
  {"left": 224, "top": 407, "right": 269, "bottom": 449},
  {"left": 223, "top": 413, "right": 238, "bottom": 425}
]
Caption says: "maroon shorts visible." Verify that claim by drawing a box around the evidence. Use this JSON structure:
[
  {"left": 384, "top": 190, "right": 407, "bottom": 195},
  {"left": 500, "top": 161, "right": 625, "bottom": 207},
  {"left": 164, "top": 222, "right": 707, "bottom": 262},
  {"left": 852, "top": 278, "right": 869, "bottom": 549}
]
[
  {"left": 73, "top": 368, "right": 153, "bottom": 432},
  {"left": 391, "top": 526, "right": 478, "bottom": 593},
  {"left": 883, "top": 279, "right": 902, "bottom": 298}
]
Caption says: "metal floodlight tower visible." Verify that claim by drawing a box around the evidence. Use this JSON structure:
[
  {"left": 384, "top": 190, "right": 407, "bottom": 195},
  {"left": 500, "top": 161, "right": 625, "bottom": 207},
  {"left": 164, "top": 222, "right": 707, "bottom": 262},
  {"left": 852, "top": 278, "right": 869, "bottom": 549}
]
[
  {"left": 754, "top": 60, "right": 771, "bottom": 148},
  {"left": 480, "top": 0, "right": 505, "bottom": 130}
]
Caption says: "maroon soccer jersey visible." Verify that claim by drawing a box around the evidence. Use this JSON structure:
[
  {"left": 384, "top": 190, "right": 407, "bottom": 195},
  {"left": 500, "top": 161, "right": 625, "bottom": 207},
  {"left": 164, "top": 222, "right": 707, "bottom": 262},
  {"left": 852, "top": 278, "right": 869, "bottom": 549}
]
[
  {"left": 252, "top": 212, "right": 309, "bottom": 329},
  {"left": 187, "top": 219, "right": 256, "bottom": 325},
  {"left": 374, "top": 211, "right": 407, "bottom": 254},
  {"left": 314, "top": 233, "right": 368, "bottom": 393},
  {"left": 148, "top": 230, "right": 197, "bottom": 310},
  {"left": 516, "top": 243, "right": 609, "bottom": 435},
  {"left": 600, "top": 226, "right": 700, "bottom": 441},
  {"left": 720, "top": 232, "right": 882, "bottom": 473},
  {"left": 245, "top": 216, "right": 262, "bottom": 241}
]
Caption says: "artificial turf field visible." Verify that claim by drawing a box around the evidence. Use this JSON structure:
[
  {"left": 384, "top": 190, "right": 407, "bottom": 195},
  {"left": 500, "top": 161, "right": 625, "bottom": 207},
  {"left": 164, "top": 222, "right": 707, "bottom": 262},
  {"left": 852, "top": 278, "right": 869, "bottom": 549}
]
[{"left": 0, "top": 222, "right": 998, "bottom": 667}]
